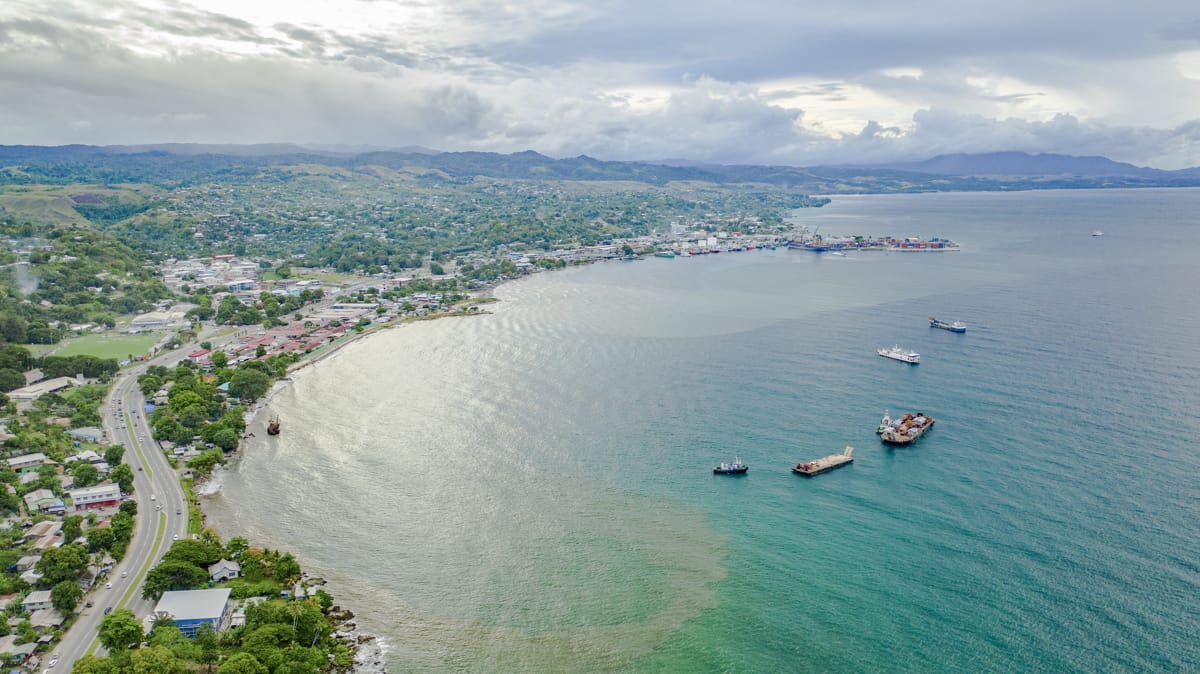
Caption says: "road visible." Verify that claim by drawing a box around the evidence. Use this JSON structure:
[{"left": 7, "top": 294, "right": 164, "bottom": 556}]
[
  {"left": 52, "top": 352, "right": 192, "bottom": 668},
  {"left": 52, "top": 286, "right": 364, "bottom": 669}
]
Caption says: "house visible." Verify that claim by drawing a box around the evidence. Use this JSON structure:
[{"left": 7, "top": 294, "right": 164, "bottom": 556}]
[
  {"left": 152, "top": 588, "right": 232, "bottom": 637},
  {"left": 29, "top": 608, "right": 64, "bottom": 628},
  {"left": 187, "top": 349, "right": 212, "bottom": 364},
  {"left": 67, "top": 427, "right": 105, "bottom": 443},
  {"left": 22, "top": 488, "right": 58, "bottom": 513},
  {"left": 208, "top": 559, "right": 241, "bottom": 583},
  {"left": 25, "top": 521, "right": 61, "bottom": 539},
  {"left": 6, "top": 453, "right": 51, "bottom": 474},
  {"left": 15, "top": 555, "right": 40, "bottom": 572},
  {"left": 22, "top": 589, "right": 53, "bottom": 612},
  {"left": 68, "top": 484, "right": 122, "bottom": 511}
]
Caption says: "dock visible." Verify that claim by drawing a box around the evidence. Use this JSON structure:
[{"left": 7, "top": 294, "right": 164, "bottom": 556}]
[{"left": 792, "top": 446, "right": 854, "bottom": 476}]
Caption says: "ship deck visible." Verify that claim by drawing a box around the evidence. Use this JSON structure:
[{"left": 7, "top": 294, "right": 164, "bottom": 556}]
[{"left": 793, "top": 447, "right": 854, "bottom": 476}]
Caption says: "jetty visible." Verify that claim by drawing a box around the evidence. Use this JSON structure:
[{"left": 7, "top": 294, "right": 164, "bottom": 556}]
[{"left": 792, "top": 446, "right": 854, "bottom": 476}]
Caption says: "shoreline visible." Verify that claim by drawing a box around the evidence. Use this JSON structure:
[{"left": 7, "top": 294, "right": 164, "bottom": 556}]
[{"left": 195, "top": 295, "right": 506, "bottom": 673}]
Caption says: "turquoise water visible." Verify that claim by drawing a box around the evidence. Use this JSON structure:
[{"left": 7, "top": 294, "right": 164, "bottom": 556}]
[{"left": 206, "top": 188, "right": 1200, "bottom": 672}]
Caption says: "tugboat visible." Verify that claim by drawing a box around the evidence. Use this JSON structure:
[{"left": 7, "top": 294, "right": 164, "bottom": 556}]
[
  {"left": 713, "top": 457, "right": 749, "bottom": 475},
  {"left": 875, "top": 410, "right": 892, "bottom": 434},
  {"left": 266, "top": 415, "right": 281, "bottom": 436},
  {"left": 929, "top": 316, "right": 967, "bottom": 333}
]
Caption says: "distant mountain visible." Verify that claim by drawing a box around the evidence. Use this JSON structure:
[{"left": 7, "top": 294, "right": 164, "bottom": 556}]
[
  {"left": 870, "top": 152, "right": 1167, "bottom": 177},
  {"left": 1, "top": 145, "right": 1198, "bottom": 192}
]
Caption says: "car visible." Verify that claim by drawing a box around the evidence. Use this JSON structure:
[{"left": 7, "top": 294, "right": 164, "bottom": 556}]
[
  {"left": 176, "top": 509, "right": 182, "bottom": 515},
  {"left": 172, "top": 534, "right": 178, "bottom": 540},
  {"left": 138, "top": 467, "right": 143, "bottom": 471},
  {"left": 104, "top": 606, "right": 113, "bottom": 614},
  {"left": 156, "top": 505, "right": 161, "bottom": 511},
  {"left": 121, "top": 571, "right": 127, "bottom": 578},
  {"left": 105, "top": 582, "right": 112, "bottom": 589},
  {"left": 47, "top": 659, "right": 57, "bottom": 668},
  {"left": 151, "top": 495, "right": 156, "bottom": 500}
]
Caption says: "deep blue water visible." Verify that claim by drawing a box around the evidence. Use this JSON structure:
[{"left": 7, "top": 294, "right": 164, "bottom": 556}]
[{"left": 209, "top": 188, "right": 1200, "bottom": 672}]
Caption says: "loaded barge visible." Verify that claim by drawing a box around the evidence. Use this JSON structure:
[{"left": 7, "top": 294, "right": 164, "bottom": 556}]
[
  {"left": 792, "top": 446, "right": 854, "bottom": 476},
  {"left": 879, "top": 412, "right": 934, "bottom": 445}
]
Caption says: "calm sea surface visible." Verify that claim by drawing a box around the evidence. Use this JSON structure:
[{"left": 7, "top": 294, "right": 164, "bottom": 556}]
[{"left": 206, "top": 188, "right": 1200, "bottom": 672}]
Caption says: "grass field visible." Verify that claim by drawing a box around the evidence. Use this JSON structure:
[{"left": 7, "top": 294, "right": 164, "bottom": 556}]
[{"left": 53, "top": 332, "right": 163, "bottom": 360}]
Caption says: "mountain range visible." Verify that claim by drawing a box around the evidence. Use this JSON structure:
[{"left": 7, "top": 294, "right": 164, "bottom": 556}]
[{"left": 1, "top": 145, "right": 1197, "bottom": 191}]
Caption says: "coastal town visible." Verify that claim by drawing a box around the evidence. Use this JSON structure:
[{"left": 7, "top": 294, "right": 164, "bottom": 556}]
[{"left": 0, "top": 188, "right": 965, "bottom": 672}]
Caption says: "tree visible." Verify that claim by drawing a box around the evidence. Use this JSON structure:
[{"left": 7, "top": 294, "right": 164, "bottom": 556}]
[
  {"left": 226, "top": 537, "right": 250, "bottom": 560},
  {"left": 70, "top": 655, "right": 122, "bottom": 674},
  {"left": 129, "top": 644, "right": 187, "bottom": 674},
  {"left": 72, "top": 461, "right": 100, "bottom": 488},
  {"left": 51, "top": 578, "right": 83, "bottom": 612},
  {"left": 429, "top": 262, "right": 445, "bottom": 275},
  {"left": 86, "top": 526, "right": 116, "bottom": 553},
  {"left": 161, "top": 539, "right": 225, "bottom": 567},
  {"left": 62, "top": 514, "right": 84, "bottom": 542},
  {"left": 36, "top": 543, "right": 89, "bottom": 585},
  {"left": 217, "top": 652, "right": 268, "bottom": 674},
  {"left": 195, "top": 623, "right": 220, "bottom": 672},
  {"left": 104, "top": 444, "right": 126, "bottom": 466},
  {"left": 229, "top": 369, "right": 270, "bottom": 402},
  {"left": 0, "top": 368, "right": 23, "bottom": 392},
  {"left": 112, "top": 463, "right": 135, "bottom": 494},
  {"left": 98, "top": 608, "right": 144, "bottom": 653},
  {"left": 210, "top": 351, "right": 228, "bottom": 369},
  {"left": 213, "top": 427, "right": 239, "bottom": 451},
  {"left": 143, "top": 560, "right": 209, "bottom": 599}
]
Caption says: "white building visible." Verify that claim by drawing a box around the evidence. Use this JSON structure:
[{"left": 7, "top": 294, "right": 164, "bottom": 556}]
[
  {"left": 68, "top": 484, "right": 122, "bottom": 511},
  {"left": 22, "top": 590, "right": 53, "bottom": 612}
]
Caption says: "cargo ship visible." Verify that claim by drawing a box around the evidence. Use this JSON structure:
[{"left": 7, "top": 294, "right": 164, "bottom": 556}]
[
  {"left": 929, "top": 316, "right": 966, "bottom": 333},
  {"left": 792, "top": 446, "right": 854, "bottom": 476},
  {"left": 879, "top": 412, "right": 934, "bottom": 445},
  {"left": 878, "top": 345, "right": 920, "bottom": 364}
]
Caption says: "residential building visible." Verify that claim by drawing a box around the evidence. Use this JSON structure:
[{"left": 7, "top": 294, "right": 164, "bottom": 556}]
[
  {"left": 22, "top": 488, "right": 58, "bottom": 513},
  {"left": 22, "top": 589, "right": 53, "bottom": 612},
  {"left": 6, "top": 452, "right": 51, "bottom": 474},
  {"left": 208, "top": 559, "right": 241, "bottom": 583},
  {"left": 68, "top": 484, "right": 122, "bottom": 511},
  {"left": 152, "top": 588, "right": 232, "bottom": 637},
  {"left": 67, "top": 427, "right": 105, "bottom": 443}
]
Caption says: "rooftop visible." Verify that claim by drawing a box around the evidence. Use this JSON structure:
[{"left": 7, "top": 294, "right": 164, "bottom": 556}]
[{"left": 154, "top": 588, "right": 232, "bottom": 621}]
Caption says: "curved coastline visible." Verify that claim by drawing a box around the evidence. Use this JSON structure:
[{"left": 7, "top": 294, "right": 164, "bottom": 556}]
[{"left": 196, "top": 293, "right": 504, "bottom": 673}]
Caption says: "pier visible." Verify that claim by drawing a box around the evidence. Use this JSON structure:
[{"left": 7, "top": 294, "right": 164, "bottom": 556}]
[{"left": 792, "top": 446, "right": 854, "bottom": 476}]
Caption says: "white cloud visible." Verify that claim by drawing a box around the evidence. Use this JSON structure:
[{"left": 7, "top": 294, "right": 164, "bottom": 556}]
[{"left": 1, "top": 0, "right": 1199, "bottom": 168}]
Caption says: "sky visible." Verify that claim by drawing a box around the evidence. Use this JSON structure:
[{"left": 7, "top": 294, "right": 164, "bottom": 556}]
[{"left": 2, "top": 0, "right": 1200, "bottom": 168}]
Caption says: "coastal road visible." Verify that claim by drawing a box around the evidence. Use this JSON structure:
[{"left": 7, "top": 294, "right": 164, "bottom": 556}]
[
  {"left": 52, "top": 287, "right": 365, "bottom": 668},
  {"left": 52, "top": 348, "right": 196, "bottom": 668}
]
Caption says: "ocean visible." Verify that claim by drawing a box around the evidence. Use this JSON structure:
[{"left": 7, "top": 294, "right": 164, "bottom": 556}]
[{"left": 204, "top": 188, "right": 1200, "bottom": 672}]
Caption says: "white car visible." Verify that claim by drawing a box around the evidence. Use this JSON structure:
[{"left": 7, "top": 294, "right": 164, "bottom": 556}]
[
  {"left": 104, "top": 582, "right": 112, "bottom": 589},
  {"left": 172, "top": 534, "right": 178, "bottom": 540}
]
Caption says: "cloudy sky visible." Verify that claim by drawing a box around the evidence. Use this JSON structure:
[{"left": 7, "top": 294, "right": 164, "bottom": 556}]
[{"left": 2, "top": 0, "right": 1199, "bottom": 167}]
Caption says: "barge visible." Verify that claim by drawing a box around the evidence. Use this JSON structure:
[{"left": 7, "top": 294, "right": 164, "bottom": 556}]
[
  {"left": 792, "top": 446, "right": 854, "bottom": 476},
  {"left": 879, "top": 412, "right": 934, "bottom": 445}
]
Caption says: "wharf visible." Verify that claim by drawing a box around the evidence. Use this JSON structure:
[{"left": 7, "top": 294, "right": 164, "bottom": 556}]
[{"left": 792, "top": 446, "right": 854, "bottom": 476}]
